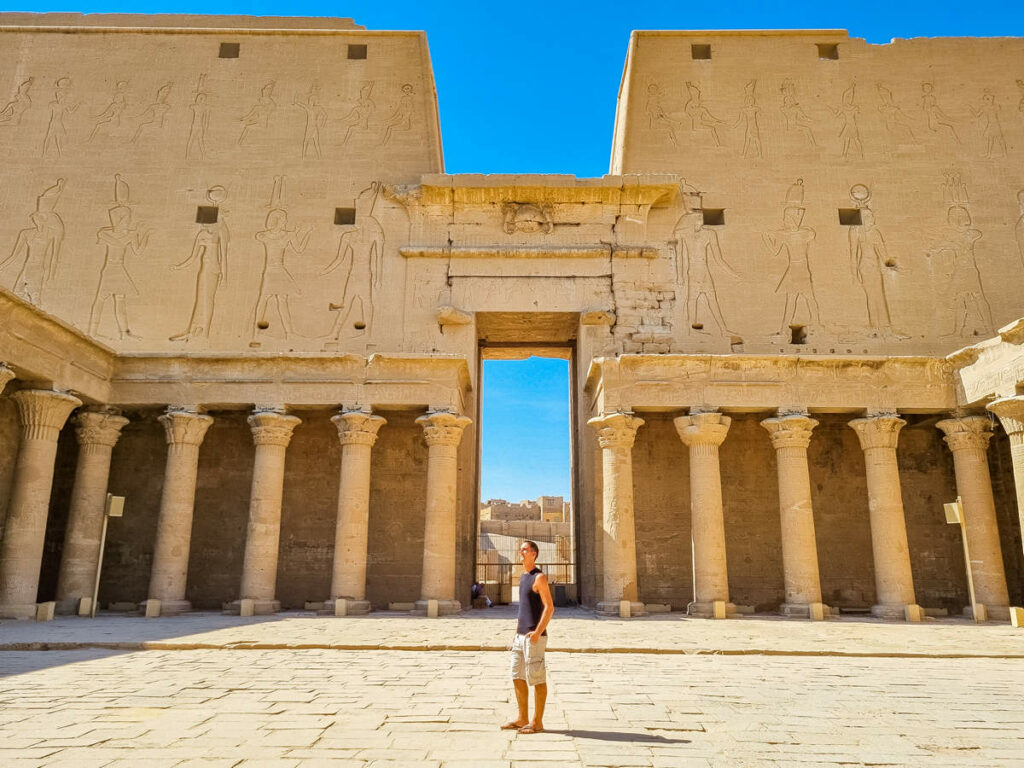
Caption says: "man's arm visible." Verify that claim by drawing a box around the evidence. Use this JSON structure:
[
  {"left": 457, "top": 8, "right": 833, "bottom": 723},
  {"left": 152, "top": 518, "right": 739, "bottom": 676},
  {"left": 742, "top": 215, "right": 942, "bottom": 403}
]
[{"left": 528, "top": 573, "right": 555, "bottom": 643}]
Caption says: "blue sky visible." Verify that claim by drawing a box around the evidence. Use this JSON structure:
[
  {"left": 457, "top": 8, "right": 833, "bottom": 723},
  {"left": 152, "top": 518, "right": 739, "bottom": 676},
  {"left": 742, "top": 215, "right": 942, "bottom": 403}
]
[{"left": 9, "top": 0, "right": 1020, "bottom": 500}]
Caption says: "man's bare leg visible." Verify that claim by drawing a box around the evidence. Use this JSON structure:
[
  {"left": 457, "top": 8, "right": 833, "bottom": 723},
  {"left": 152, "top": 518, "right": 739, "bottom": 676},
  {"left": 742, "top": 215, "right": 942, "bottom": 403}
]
[
  {"left": 529, "top": 683, "right": 547, "bottom": 732},
  {"left": 501, "top": 679, "right": 530, "bottom": 729}
]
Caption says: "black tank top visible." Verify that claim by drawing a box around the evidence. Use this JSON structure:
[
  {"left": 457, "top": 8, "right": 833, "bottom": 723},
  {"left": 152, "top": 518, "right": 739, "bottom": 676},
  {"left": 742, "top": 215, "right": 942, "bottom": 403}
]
[{"left": 517, "top": 567, "right": 546, "bottom": 635}]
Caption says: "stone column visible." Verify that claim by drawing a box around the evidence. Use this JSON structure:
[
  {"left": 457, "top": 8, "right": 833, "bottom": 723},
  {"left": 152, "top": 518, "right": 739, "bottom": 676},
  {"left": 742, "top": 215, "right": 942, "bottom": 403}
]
[
  {"left": 937, "top": 415, "right": 1011, "bottom": 620},
  {"left": 54, "top": 408, "right": 130, "bottom": 614},
  {"left": 234, "top": 409, "right": 301, "bottom": 615},
  {"left": 415, "top": 411, "right": 471, "bottom": 616},
  {"left": 0, "top": 363, "right": 13, "bottom": 394},
  {"left": 145, "top": 408, "right": 213, "bottom": 616},
  {"left": 587, "top": 412, "right": 645, "bottom": 616},
  {"left": 328, "top": 410, "right": 386, "bottom": 615},
  {"left": 849, "top": 414, "right": 922, "bottom": 620},
  {"left": 761, "top": 413, "right": 825, "bottom": 618},
  {"left": 986, "top": 396, "right": 1024, "bottom": 565},
  {"left": 675, "top": 410, "right": 735, "bottom": 618},
  {"left": 0, "top": 389, "right": 81, "bottom": 619}
]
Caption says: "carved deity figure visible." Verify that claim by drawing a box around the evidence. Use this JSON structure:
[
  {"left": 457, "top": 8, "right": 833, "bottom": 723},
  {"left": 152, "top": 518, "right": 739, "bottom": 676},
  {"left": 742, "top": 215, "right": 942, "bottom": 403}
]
[
  {"left": 239, "top": 81, "right": 276, "bottom": 145},
  {"left": 89, "top": 179, "right": 149, "bottom": 339},
  {"left": 921, "top": 82, "right": 959, "bottom": 142},
  {"left": 322, "top": 182, "right": 385, "bottom": 340},
  {"left": 0, "top": 178, "right": 65, "bottom": 305},
  {"left": 88, "top": 80, "right": 128, "bottom": 141},
  {"left": 132, "top": 83, "right": 173, "bottom": 143},
  {"left": 830, "top": 83, "right": 863, "bottom": 159},
  {"left": 341, "top": 82, "right": 375, "bottom": 144},
  {"left": 42, "top": 77, "right": 78, "bottom": 158},
  {"left": 252, "top": 205, "right": 311, "bottom": 339},
  {"left": 876, "top": 82, "right": 915, "bottom": 142},
  {"left": 683, "top": 81, "right": 724, "bottom": 146},
  {"left": 0, "top": 77, "right": 33, "bottom": 126},
  {"left": 733, "top": 80, "right": 762, "bottom": 158},
  {"left": 779, "top": 79, "right": 816, "bottom": 146},
  {"left": 170, "top": 187, "right": 230, "bottom": 341},
  {"left": 764, "top": 180, "right": 819, "bottom": 336},
  {"left": 928, "top": 205, "right": 992, "bottom": 337},
  {"left": 847, "top": 186, "right": 895, "bottom": 332},
  {"left": 294, "top": 85, "right": 327, "bottom": 159},
  {"left": 672, "top": 209, "right": 739, "bottom": 334},
  {"left": 644, "top": 83, "right": 682, "bottom": 147},
  {"left": 382, "top": 83, "right": 414, "bottom": 145},
  {"left": 186, "top": 74, "right": 211, "bottom": 159},
  {"left": 972, "top": 90, "right": 1007, "bottom": 158}
]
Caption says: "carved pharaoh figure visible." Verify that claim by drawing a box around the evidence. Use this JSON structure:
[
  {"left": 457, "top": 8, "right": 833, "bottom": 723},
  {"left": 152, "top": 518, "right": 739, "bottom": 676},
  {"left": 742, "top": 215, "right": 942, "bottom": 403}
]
[
  {"left": 779, "top": 79, "right": 816, "bottom": 146},
  {"left": 252, "top": 178, "right": 311, "bottom": 339},
  {"left": 294, "top": 84, "right": 327, "bottom": 159},
  {"left": 733, "top": 80, "right": 762, "bottom": 158},
  {"left": 876, "top": 82, "right": 916, "bottom": 142},
  {"left": 683, "top": 81, "right": 724, "bottom": 146},
  {"left": 88, "top": 80, "right": 129, "bottom": 141},
  {"left": 921, "top": 82, "right": 959, "bottom": 142},
  {"left": 928, "top": 204, "right": 992, "bottom": 337},
  {"left": 972, "top": 90, "right": 1007, "bottom": 159},
  {"left": 0, "top": 178, "right": 65, "bottom": 305},
  {"left": 644, "top": 83, "right": 682, "bottom": 147},
  {"left": 42, "top": 77, "right": 78, "bottom": 158},
  {"left": 170, "top": 186, "right": 230, "bottom": 341},
  {"left": 0, "top": 77, "right": 33, "bottom": 126},
  {"left": 381, "top": 83, "right": 414, "bottom": 145},
  {"left": 186, "top": 74, "right": 211, "bottom": 159},
  {"left": 340, "top": 81, "right": 375, "bottom": 144},
  {"left": 847, "top": 185, "right": 897, "bottom": 333},
  {"left": 672, "top": 208, "right": 739, "bottom": 335},
  {"left": 764, "top": 179, "right": 820, "bottom": 337},
  {"left": 830, "top": 83, "right": 863, "bottom": 159},
  {"left": 239, "top": 81, "right": 276, "bottom": 145},
  {"left": 132, "top": 83, "right": 173, "bottom": 143},
  {"left": 322, "top": 181, "right": 385, "bottom": 340}
]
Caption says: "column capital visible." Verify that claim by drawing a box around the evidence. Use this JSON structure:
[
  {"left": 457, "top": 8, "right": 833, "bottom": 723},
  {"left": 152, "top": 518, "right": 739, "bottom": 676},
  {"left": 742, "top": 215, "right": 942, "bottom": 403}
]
[
  {"left": 761, "top": 413, "right": 819, "bottom": 450},
  {"left": 158, "top": 408, "right": 213, "bottom": 446},
  {"left": 12, "top": 389, "right": 82, "bottom": 441},
  {"left": 416, "top": 411, "right": 471, "bottom": 448},
  {"left": 987, "top": 396, "right": 1024, "bottom": 438},
  {"left": 936, "top": 414, "right": 994, "bottom": 453},
  {"left": 75, "top": 408, "right": 130, "bottom": 448},
  {"left": 674, "top": 410, "right": 731, "bottom": 448},
  {"left": 849, "top": 414, "right": 905, "bottom": 451},
  {"left": 248, "top": 410, "right": 301, "bottom": 447},
  {"left": 588, "top": 412, "right": 645, "bottom": 449},
  {"left": 0, "top": 363, "right": 13, "bottom": 395},
  {"left": 332, "top": 410, "right": 386, "bottom": 447}
]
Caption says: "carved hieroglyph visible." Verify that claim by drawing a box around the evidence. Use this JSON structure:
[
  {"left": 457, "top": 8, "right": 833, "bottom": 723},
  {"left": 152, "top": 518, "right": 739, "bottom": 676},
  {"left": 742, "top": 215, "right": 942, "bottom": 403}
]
[{"left": 1, "top": 178, "right": 65, "bottom": 306}]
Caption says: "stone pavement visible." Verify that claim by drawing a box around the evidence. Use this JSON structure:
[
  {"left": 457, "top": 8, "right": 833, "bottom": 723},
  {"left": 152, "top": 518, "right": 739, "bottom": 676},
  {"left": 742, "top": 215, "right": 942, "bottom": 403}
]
[{"left": 1, "top": 608, "right": 1023, "bottom": 767}]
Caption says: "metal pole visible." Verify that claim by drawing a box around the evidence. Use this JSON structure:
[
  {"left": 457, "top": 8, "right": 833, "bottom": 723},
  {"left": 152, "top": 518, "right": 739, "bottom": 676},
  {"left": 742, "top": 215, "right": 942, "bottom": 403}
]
[{"left": 91, "top": 503, "right": 110, "bottom": 618}]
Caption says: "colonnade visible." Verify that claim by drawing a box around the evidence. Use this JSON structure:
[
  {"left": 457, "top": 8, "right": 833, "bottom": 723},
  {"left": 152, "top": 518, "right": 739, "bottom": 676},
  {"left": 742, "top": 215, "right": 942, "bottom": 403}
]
[
  {"left": 590, "top": 407, "right": 1015, "bottom": 621},
  {"left": 0, "top": 370, "right": 471, "bottom": 619}
]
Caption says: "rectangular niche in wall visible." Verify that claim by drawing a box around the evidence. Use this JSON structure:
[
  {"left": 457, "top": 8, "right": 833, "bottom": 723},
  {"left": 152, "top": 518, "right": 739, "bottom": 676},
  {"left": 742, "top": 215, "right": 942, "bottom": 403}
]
[
  {"left": 219, "top": 42, "right": 240, "bottom": 58},
  {"left": 348, "top": 44, "right": 368, "bottom": 60},
  {"left": 335, "top": 207, "right": 356, "bottom": 225},
  {"left": 691, "top": 44, "right": 712, "bottom": 60},
  {"left": 838, "top": 208, "right": 862, "bottom": 226},
  {"left": 702, "top": 208, "right": 725, "bottom": 226},
  {"left": 196, "top": 206, "right": 219, "bottom": 224},
  {"left": 817, "top": 43, "right": 839, "bottom": 60}
]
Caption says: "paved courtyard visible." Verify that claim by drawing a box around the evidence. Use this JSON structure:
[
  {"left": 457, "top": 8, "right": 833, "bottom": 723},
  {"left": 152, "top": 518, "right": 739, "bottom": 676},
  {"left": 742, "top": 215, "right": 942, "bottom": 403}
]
[{"left": 1, "top": 608, "right": 1022, "bottom": 767}]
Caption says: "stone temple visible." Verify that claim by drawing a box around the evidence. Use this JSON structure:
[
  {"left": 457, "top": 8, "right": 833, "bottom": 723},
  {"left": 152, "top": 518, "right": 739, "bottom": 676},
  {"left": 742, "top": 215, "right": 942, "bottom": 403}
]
[{"left": 1, "top": 13, "right": 1023, "bottom": 624}]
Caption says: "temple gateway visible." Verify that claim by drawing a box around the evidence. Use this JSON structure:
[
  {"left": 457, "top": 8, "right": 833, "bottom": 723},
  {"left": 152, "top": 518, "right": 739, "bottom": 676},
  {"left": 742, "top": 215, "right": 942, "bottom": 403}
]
[{"left": 1, "top": 14, "right": 1023, "bottom": 622}]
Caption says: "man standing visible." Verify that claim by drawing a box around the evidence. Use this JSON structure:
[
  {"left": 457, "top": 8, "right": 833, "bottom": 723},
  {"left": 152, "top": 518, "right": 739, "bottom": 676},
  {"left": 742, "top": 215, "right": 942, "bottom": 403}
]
[{"left": 502, "top": 540, "right": 554, "bottom": 735}]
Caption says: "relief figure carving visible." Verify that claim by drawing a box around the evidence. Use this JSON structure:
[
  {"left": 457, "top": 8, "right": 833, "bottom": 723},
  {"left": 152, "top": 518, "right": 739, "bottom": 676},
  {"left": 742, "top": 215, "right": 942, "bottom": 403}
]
[
  {"left": 502, "top": 203, "right": 553, "bottom": 234},
  {"left": 89, "top": 175, "right": 150, "bottom": 339},
  {"left": 672, "top": 207, "right": 739, "bottom": 335},
  {"left": 645, "top": 83, "right": 682, "bottom": 147},
  {"left": 876, "top": 83, "right": 916, "bottom": 142},
  {"left": 294, "top": 84, "right": 327, "bottom": 159},
  {"left": 340, "top": 82, "right": 375, "bottom": 144},
  {"left": 0, "top": 77, "right": 33, "bottom": 126},
  {"left": 186, "top": 74, "right": 211, "bottom": 160},
  {"left": 0, "top": 178, "right": 65, "bottom": 305},
  {"left": 683, "top": 81, "right": 724, "bottom": 146},
  {"left": 381, "top": 83, "right": 414, "bottom": 145},
  {"left": 1016, "top": 189, "right": 1024, "bottom": 270},
  {"left": 239, "top": 81, "right": 276, "bottom": 145},
  {"left": 322, "top": 182, "right": 385, "bottom": 340},
  {"left": 779, "top": 79, "right": 816, "bottom": 147},
  {"left": 972, "top": 90, "right": 1007, "bottom": 158},
  {"left": 764, "top": 179, "right": 820, "bottom": 337},
  {"left": 921, "top": 82, "right": 959, "bottom": 142},
  {"left": 733, "top": 80, "right": 762, "bottom": 158},
  {"left": 829, "top": 83, "right": 863, "bottom": 159},
  {"left": 847, "top": 184, "right": 903, "bottom": 337},
  {"left": 88, "top": 80, "right": 129, "bottom": 141},
  {"left": 252, "top": 177, "right": 311, "bottom": 339},
  {"left": 132, "top": 83, "right": 173, "bottom": 143},
  {"left": 170, "top": 186, "right": 230, "bottom": 342},
  {"left": 42, "top": 77, "right": 78, "bottom": 158}
]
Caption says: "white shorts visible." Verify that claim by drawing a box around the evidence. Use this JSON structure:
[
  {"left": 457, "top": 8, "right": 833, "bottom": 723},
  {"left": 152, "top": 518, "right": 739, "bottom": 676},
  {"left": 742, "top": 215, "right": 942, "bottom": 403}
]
[{"left": 510, "top": 632, "right": 547, "bottom": 686}]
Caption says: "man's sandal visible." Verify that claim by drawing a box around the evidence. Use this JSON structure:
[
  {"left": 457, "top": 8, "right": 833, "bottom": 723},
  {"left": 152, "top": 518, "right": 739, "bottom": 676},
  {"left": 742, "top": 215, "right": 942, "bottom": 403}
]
[
  {"left": 501, "top": 721, "right": 525, "bottom": 730},
  {"left": 518, "top": 724, "right": 543, "bottom": 734}
]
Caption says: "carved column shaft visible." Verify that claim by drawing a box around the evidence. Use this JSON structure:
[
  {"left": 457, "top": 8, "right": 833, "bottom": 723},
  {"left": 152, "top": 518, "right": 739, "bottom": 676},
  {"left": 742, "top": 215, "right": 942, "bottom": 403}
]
[
  {"left": 238, "top": 411, "right": 301, "bottom": 611},
  {"left": 675, "top": 411, "right": 732, "bottom": 616},
  {"left": 329, "top": 411, "right": 385, "bottom": 609},
  {"left": 986, "top": 397, "right": 1024, "bottom": 567},
  {"left": 55, "top": 409, "right": 130, "bottom": 611},
  {"left": 938, "top": 415, "right": 1010, "bottom": 617},
  {"left": 588, "top": 413, "right": 644, "bottom": 614},
  {"left": 147, "top": 409, "right": 213, "bottom": 614},
  {"left": 849, "top": 415, "right": 918, "bottom": 617},
  {"left": 416, "top": 412, "right": 470, "bottom": 613},
  {"left": 761, "top": 414, "right": 823, "bottom": 613},
  {"left": 0, "top": 389, "right": 81, "bottom": 618}
]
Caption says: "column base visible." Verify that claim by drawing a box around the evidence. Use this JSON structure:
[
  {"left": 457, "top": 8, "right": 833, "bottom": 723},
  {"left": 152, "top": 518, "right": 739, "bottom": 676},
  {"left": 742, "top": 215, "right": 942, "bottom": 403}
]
[
  {"left": 140, "top": 599, "right": 192, "bottom": 616},
  {"left": 964, "top": 604, "right": 1009, "bottom": 621},
  {"left": 54, "top": 597, "right": 81, "bottom": 615},
  {"left": 687, "top": 600, "right": 739, "bottom": 619},
  {"left": 780, "top": 602, "right": 832, "bottom": 619},
  {"left": 871, "top": 603, "right": 922, "bottom": 621},
  {"left": 596, "top": 601, "right": 646, "bottom": 617},
  {"left": 315, "top": 598, "right": 372, "bottom": 616},
  {"left": 0, "top": 603, "right": 37, "bottom": 620},
  {"left": 412, "top": 599, "right": 461, "bottom": 616},
  {"left": 227, "top": 599, "right": 280, "bottom": 616}
]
